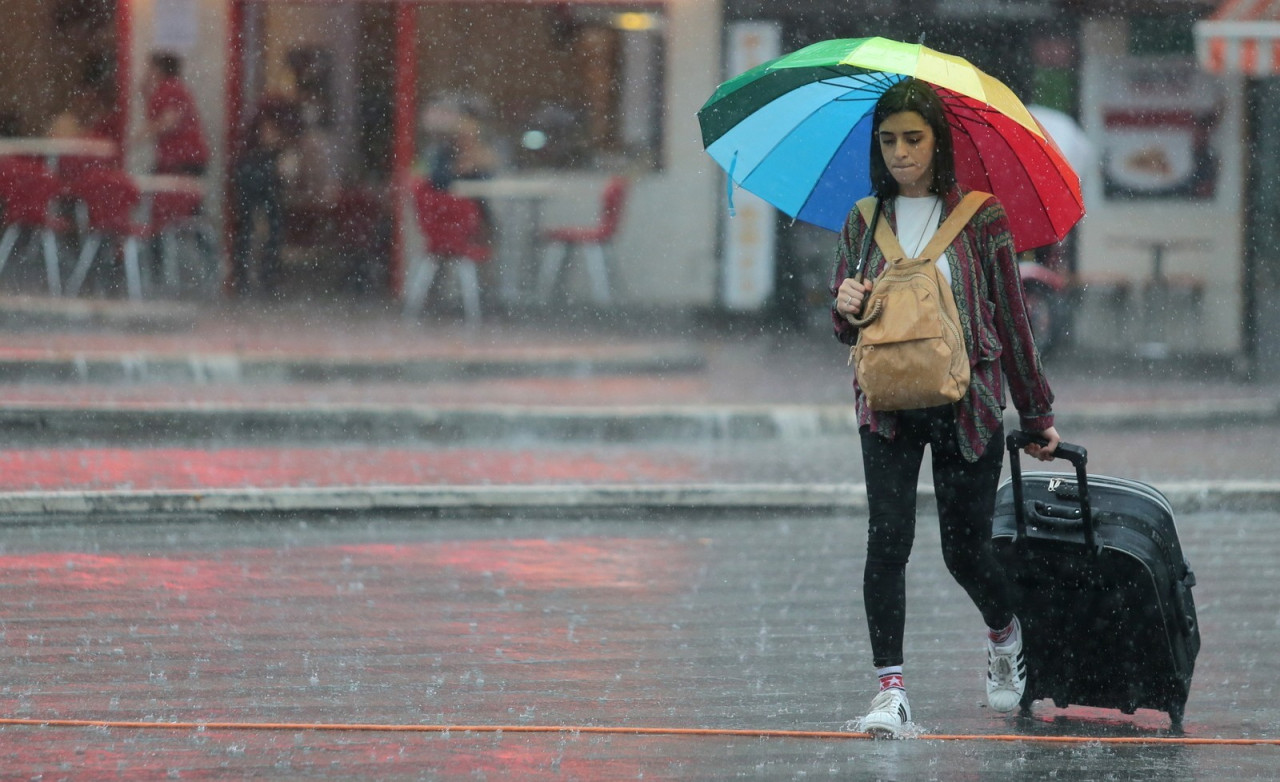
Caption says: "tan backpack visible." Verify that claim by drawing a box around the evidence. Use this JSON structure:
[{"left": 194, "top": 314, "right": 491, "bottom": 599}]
[{"left": 847, "top": 191, "right": 989, "bottom": 412}]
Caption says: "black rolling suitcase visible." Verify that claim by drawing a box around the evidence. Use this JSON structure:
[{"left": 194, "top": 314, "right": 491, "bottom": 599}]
[{"left": 992, "top": 431, "right": 1200, "bottom": 726}]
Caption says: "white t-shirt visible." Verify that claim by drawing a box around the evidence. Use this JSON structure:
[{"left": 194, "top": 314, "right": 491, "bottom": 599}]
[{"left": 895, "top": 195, "right": 950, "bottom": 283}]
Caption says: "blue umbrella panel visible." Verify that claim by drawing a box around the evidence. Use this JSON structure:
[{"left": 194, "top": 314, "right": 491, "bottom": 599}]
[{"left": 704, "top": 71, "right": 907, "bottom": 232}]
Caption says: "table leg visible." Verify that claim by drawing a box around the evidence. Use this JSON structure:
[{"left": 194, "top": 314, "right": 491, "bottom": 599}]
[{"left": 494, "top": 197, "right": 544, "bottom": 307}]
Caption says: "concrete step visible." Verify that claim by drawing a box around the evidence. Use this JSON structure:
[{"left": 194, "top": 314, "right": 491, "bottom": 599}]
[
  {"left": 0, "top": 346, "right": 705, "bottom": 384},
  {"left": 4, "top": 481, "right": 1278, "bottom": 523},
  {"left": 1, "top": 398, "right": 1276, "bottom": 446}
]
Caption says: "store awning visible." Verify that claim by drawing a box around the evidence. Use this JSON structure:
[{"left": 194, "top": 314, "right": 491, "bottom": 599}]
[{"left": 1196, "top": 0, "right": 1280, "bottom": 76}]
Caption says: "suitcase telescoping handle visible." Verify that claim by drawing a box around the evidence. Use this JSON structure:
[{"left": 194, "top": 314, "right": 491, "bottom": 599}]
[{"left": 1006, "top": 431, "right": 1097, "bottom": 554}]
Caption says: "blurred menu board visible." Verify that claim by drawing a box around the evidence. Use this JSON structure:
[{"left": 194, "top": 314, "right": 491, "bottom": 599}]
[{"left": 1100, "top": 57, "right": 1223, "bottom": 201}]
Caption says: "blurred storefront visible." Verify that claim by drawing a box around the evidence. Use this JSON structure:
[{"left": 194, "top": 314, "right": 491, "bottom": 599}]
[
  {"left": 6, "top": 0, "right": 1256, "bottom": 364},
  {"left": 1195, "top": 0, "right": 1280, "bottom": 379},
  {"left": 1073, "top": 3, "right": 1245, "bottom": 367},
  {"left": 3, "top": 0, "right": 725, "bottom": 307},
  {"left": 223, "top": 0, "right": 688, "bottom": 300},
  {"left": 0, "top": 1, "right": 126, "bottom": 143},
  {"left": 218, "top": 0, "right": 725, "bottom": 305}
]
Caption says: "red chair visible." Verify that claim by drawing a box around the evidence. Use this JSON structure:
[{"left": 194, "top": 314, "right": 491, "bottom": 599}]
[
  {"left": 62, "top": 168, "right": 149, "bottom": 300},
  {"left": 536, "top": 175, "right": 628, "bottom": 304},
  {"left": 148, "top": 187, "right": 217, "bottom": 296},
  {"left": 402, "top": 178, "right": 492, "bottom": 324},
  {"left": 56, "top": 154, "right": 114, "bottom": 235},
  {"left": 0, "top": 157, "right": 69, "bottom": 295}
]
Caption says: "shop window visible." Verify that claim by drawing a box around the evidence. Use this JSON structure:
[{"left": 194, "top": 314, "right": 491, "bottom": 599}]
[{"left": 415, "top": 3, "right": 665, "bottom": 174}]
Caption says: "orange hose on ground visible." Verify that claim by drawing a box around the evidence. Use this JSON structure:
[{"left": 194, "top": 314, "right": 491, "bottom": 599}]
[{"left": 0, "top": 718, "right": 1277, "bottom": 745}]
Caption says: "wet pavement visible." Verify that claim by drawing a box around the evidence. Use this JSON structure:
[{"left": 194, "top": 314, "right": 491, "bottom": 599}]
[
  {"left": 1, "top": 297, "right": 1280, "bottom": 778},
  {"left": 1, "top": 511, "right": 1277, "bottom": 779}
]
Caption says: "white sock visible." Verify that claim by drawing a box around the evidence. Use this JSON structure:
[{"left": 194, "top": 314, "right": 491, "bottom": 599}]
[
  {"left": 988, "top": 616, "right": 1021, "bottom": 648},
  {"left": 876, "top": 665, "right": 904, "bottom": 691}
]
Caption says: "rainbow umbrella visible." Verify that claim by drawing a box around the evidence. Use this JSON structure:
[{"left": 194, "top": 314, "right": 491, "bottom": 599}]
[{"left": 698, "top": 37, "right": 1084, "bottom": 252}]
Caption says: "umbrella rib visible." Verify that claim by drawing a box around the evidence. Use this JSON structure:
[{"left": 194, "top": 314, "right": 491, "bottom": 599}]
[
  {"left": 817, "top": 69, "right": 902, "bottom": 101},
  {"left": 949, "top": 98, "right": 1087, "bottom": 235},
  {"left": 947, "top": 111, "right": 1078, "bottom": 241}
]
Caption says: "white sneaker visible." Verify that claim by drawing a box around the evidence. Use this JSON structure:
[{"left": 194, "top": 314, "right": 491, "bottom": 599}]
[
  {"left": 859, "top": 687, "right": 912, "bottom": 738},
  {"left": 986, "top": 618, "right": 1026, "bottom": 713}
]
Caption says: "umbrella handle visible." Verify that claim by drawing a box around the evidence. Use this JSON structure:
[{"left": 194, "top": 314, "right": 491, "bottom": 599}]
[
  {"left": 853, "top": 198, "right": 883, "bottom": 282},
  {"left": 847, "top": 297, "right": 883, "bottom": 328}
]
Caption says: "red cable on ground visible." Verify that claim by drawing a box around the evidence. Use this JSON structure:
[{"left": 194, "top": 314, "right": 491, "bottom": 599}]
[{"left": 0, "top": 718, "right": 1277, "bottom": 746}]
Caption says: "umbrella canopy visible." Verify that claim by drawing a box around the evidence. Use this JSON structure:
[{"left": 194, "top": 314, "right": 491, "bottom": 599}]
[{"left": 699, "top": 37, "right": 1084, "bottom": 252}]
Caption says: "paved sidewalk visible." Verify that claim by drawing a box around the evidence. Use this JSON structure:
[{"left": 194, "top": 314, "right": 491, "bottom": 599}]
[
  {"left": 1, "top": 298, "right": 1275, "bottom": 426},
  {"left": 2, "top": 297, "right": 1279, "bottom": 519}
]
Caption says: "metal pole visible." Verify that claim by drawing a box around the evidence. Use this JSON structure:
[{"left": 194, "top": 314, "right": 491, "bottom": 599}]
[{"left": 390, "top": 1, "right": 417, "bottom": 299}]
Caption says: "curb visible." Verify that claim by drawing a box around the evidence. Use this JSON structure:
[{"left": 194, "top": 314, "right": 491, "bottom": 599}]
[
  {"left": 2, "top": 400, "right": 1277, "bottom": 445},
  {"left": 3, "top": 481, "right": 1278, "bottom": 523},
  {"left": 0, "top": 348, "right": 706, "bottom": 385},
  {"left": 1054, "top": 397, "right": 1280, "bottom": 430},
  {"left": 0, "top": 404, "right": 856, "bottom": 445},
  {"left": 0, "top": 295, "right": 197, "bottom": 333},
  {"left": 0, "top": 484, "right": 865, "bottom": 523}
]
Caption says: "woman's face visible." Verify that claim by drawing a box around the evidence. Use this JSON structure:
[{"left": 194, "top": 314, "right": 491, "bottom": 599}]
[{"left": 878, "top": 110, "right": 935, "bottom": 197}]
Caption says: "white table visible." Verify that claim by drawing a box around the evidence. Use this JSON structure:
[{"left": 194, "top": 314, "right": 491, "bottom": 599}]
[
  {"left": 133, "top": 174, "right": 206, "bottom": 197},
  {"left": 449, "top": 177, "right": 564, "bottom": 201},
  {"left": 450, "top": 176, "right": 565, "bottom": 304},
  {"left": 0, "top": 137, "right": 117, "bottom": 170}
]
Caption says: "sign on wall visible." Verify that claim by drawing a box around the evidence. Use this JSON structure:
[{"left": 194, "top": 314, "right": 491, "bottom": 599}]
[{"left": 1098, "top": 59, "right": 1223, "bottom": 201}]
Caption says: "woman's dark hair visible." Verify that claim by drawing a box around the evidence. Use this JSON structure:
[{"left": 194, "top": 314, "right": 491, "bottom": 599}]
[
  {"left": 869, "top": 78, "right": 957, "bottom": 199},
  {"left": 150, "top": 52, "right": 182, "bottom": 78}
]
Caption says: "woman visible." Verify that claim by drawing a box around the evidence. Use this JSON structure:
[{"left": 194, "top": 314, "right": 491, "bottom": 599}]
[
  {"left": 141, "top": 52, "right": 210, "bottom": 176},
  {"left": 830, "top": 78, "right": 1061, "bottom": 738},
  {"left": 421, "top": 102, "right": 500, "bottom": 245},
  {"left": 229, "top": 101, "right": 299, "bottom": 299}
]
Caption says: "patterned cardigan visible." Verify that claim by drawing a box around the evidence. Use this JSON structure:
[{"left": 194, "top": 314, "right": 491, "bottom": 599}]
[{"left": 830, "top": 186, "right": 1055, "bottom": 462}]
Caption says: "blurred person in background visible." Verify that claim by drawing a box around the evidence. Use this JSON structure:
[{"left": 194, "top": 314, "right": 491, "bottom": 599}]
[
  {"left": 229, "top": 100, "right": 300, "bottom": 299},
  {"left": 420, "top": 98, "right": 500, "bottom": 189},
  {"left": 139, "top": 52, "right": 209, "bottom": 176},
  {"left": 48, "top": 54, "right": 117, "bottom": 141},
  {"left": 418, "top": 96, "right": 501, "bottom": 244}
]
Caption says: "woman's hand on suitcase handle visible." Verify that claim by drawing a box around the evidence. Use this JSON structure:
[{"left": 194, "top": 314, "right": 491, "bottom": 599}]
[
  {"left": 1024, "top": 426, "right": 1061, "bottom": 462},
  {"left": 836, "top": 278, "right": 873, "bottom": 323}
]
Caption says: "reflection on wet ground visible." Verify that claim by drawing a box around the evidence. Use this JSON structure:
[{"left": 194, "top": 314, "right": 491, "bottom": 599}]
[
  {"left": 0, "top": 511, "right": 1275, "bottom": 779},
  {"left": 3, "top": 421, "right": 1280, "bottom": 495}
]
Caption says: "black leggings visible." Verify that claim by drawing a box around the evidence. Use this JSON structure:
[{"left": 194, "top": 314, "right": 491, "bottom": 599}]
[{"left": 860, "top": 407, "right": 1013, "bottom": 668}]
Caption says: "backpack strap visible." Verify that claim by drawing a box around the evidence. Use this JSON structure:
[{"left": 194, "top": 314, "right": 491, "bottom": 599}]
[
  {"left": 919, "top": 191, "right": 990, "bottom": 261},
  {"left": 856, "top": 191, "right": 992, "bottom": 264},
  {"left": 856, "top": 198, "right": 906, "bottom": 262},
  {"left": 852, "top": 196, "right": 881, "bottom": 282}
]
